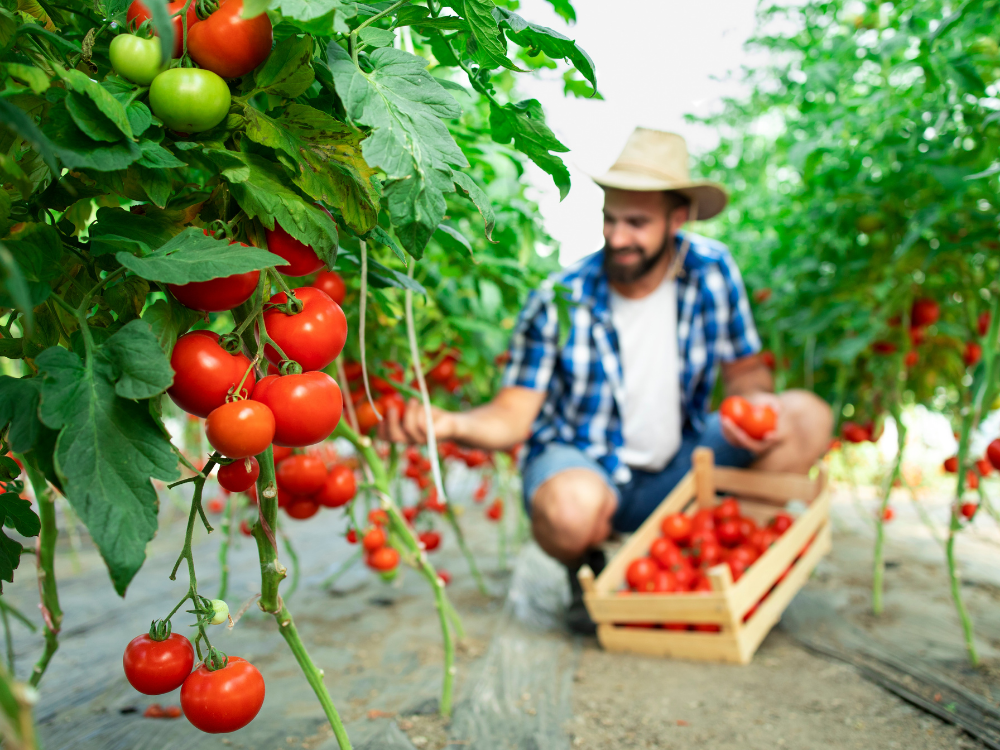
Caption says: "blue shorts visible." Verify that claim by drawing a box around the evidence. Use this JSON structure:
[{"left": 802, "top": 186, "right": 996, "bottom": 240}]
[{"left": 522, "top": 413, "right": 755, "bottom": 533}]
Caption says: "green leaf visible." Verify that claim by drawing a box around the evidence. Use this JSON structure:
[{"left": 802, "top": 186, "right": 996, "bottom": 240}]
[
  {"left": 0, "top": 244, "right": 35, "bottom": 332},
  {"left": 367, "top": 224, "right": 405, "bottom": 261},
  {"left": 0, "top": 376, "right": 42, "bottom": 453},
  {"left": 253, "top": 34, "right": 315, "bottom": 98},
  {"left": 6, "top": 63, "right": 50, "bottom": 95},
  {"left": 65, "top": 91, "right": 125, "bottom": 143},
  {"left": 116, "top": 227, "right": 286, "bottom": 284},
  {"left": 88, "top": 206, "right": 181, "bottom": 256},
  {"left": 242, "top": 104, "right": 379, "bottom": 234},
  {"left": 0, "top": 521, "right": 23, "bottom": 591},
  {"left": 266, "top": 0, "right": 353, "bottom": 22},
  {"left": 0, "top": 493, "right": 40, "bottom": 538},
  {"left": 36, "top": 345, "right": 178, "bottom": 595},
  {"left": 41, "top": 108, "right": 142, "bottom": 172},
  {"left": 541, "top": 0, "right": 575, "bottom": 22},
  {"left": 221, "top": 152, "right": 340, "bottom": 263},
  {"left": 135, "top": 165, "right": 172, "bottom": 208},
  {"left": 142, "top": 0, "right": 175, "bottom": 65},
  {"left": 142, "top": 297, "right": 200, "bottom": 357},
  {"left": 0, "top": 99, "right": 59, "bottom": 175},
  {"left": 103, "top": 276, "right": 150, "bottom": 324},
  {"left": 452, "top": 171, "right": 495, "bottom": 241},
  {"left": 57, "top": 69, "right": 133, "bottom": 140},
  {"left": 493, "top": 8, "right": 596, "bottom": 91},
  {"left": 337, "top": 251, "right": 425, "bottom": 293},
  {"left": 463, "top": 0, "right": 520, "bottom": 71},
  {"left": 101, "top": 319, "right": 174, "bottom": 399},
  {"left": 125, "top": 101, "right": 153, "bottom": 137},
  {"left": 0, "top": 337, "right": 23, "bottom": 360},
  {"left": 358, "top": 27, "right": 395, "bottom": 47},
  {"left": 489, "top": 99, "right": 570, "bottom": 199},
  {"left": 3, "top": 223, "right": 63, "bottom": 282},
  {"left": 328, "top": 43, "right": 467, "bottom": 255},
  {"left": 136, "top": 140, "right": 186, "bottom": 169},
  {"left": 435, "top": 223, "right": 472, "bottom": 255}
]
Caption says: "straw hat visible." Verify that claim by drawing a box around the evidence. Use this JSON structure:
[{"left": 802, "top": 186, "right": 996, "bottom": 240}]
[{"left": 592, "top": 128, "right": 728, "bottom": 220}]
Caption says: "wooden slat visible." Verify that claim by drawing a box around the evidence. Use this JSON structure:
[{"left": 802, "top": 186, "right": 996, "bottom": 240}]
[
  {"left": 597, "top": 624, "right": 744, "bottom": 663},
  {"left": 578, "top": 565, "right": 596, "bottom": 594},
  {"left": 713, "top": 465, "right": 823, "bottom": 503},
  {"left": 584, "top": 591, "right": 730, "bottom": 624},
  {"left": 727, "top": 489, "right": 831, "bottom": 618},
  {"left": 693, "top": 447, "right": 716, "bottom": 508},
  {"left": 592, "top": 472, "right": 696, "bottom": 594},
  {"left": 707, "top": 564, "right": 740, "bottom": 633},
  {"left": 737, "top": 521, "right": 832, "bottom": 661}
]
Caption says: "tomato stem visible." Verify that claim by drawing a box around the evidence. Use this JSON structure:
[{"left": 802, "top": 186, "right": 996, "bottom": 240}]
[
  {"left": 872, "top": 400, "right": 904, "bottom": 616},
  {"left": 217, "top": 491, "right": 238, "bottom": 601},
  {"left": 356, "top": 239, "right": 383, "bottom": 422},
  {"left": 23, "top": 456, "right": 62, "bottom": 688}
]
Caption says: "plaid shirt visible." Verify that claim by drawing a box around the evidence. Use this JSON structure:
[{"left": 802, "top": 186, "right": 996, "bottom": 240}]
[{"left": 503, "top": 231, "right": 761, "bottom": 483}]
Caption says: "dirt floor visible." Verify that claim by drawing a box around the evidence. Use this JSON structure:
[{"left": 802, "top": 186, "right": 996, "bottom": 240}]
[{"left": 4, "top": 467, "right": 999, "bottom": 750}]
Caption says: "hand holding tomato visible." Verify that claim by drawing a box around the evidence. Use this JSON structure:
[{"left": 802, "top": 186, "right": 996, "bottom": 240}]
[
  {"left": 378, "top": 396, "right": 458, "bottom": 446},
  {"left": 719, "top": 393, "right": 784, "bottom": 454}
]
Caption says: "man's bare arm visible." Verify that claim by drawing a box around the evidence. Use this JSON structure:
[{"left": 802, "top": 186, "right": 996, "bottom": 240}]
[
  {"left": 379, "top": 386, "right": 546, "bottom": 451},
  {"left": 721, "top": 354, "right": 774, "bottom": 397}
]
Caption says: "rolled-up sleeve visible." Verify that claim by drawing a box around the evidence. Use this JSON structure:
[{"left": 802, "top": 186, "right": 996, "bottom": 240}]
[
  {"left": 720, "top": 251, "right": 761, "bottom": 361},
  {"left": 503, "top": 288, "right": 559, "bottom": 392}
]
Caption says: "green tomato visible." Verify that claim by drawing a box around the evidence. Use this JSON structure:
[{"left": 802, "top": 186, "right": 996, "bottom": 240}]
[
  {"left": 109, "top": 34, "right": 165, "bottom": 86},
  {"left": 208, "top": 599, "right": 229, "bottom": 625},
  {"left": 379, "top": 568, "right": 399, "bottom": 583},
  {"left": 149, "top": 68, "right": 231, "bottom": 133}
]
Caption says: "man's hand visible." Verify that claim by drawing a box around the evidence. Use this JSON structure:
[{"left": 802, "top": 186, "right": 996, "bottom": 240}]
[
  {"left": 719, "top": 392, "right": 790, "bottom": 455},
  {"left": 377, "top": 397, "right": 458, "bottom": 445}
]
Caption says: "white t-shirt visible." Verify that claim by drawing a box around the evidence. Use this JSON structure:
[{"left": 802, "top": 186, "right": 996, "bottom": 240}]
[{"left": 609, "top": 277, "right": 682, "bottom": 471}]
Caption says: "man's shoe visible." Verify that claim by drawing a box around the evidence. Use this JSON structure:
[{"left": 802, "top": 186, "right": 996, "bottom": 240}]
[{"left": 565, "top": 548, "right": 606, "bottom": 636}]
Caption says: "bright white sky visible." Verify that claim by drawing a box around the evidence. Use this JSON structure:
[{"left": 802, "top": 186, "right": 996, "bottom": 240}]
[{"left": 513, "top": 0, "right": 764, "bottom": 265}]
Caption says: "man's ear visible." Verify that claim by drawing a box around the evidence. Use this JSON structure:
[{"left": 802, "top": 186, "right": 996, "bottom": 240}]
[{"left": 670, "top": 205, "right": 690, "bottom": 232}]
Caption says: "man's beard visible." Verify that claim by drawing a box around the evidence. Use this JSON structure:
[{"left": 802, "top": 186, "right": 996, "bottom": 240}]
[{"left": 602, "top": 234, "right": 673, "bottom": 284}]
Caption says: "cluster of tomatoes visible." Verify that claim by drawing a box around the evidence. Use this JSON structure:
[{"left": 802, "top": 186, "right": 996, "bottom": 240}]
[
  {"left": 111, "top": 0, "right": 272, "bottom": 133},
  {"left": 343, "top": 508, "right": 401, "bottom": 576},
  {"left": 270, "top": 447, "right": 357, "bottom": 520},
  {"left": 123, "top": 620, "right": 264, "bottom": 734},
  {"left": 426, "top": 349, "right": 464, "bottom": 394},
  {"left": 621, "top": 500, "right": 802, "bottom": 630},
  {"left": 719, "top": 395, "right": 777, "bottom": 440},
  {"left": 874, "top": 297, "right": 986, "bottom": 368},
  {"left": 341, "top": 361, "right": 407, "bottom": 435},
  {"left": 840, "top": 420, "right": 881, "bottom": 444},
  {"left": 943, "top": 437, "right": 1000, "bottom": 521}
]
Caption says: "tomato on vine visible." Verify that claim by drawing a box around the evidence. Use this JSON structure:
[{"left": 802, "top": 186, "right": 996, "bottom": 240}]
[
  {"left": 988, "top": 439, "right": 1000, "bottom": 472},
  {"left": 187, "top": 0, "right": 273, "bottom": 79},
  {"left": 126, "top": 0, "right": 197, "bottom": 57},
  {"left": 276, "top": 454, "right": 327, "bottom": 494},
  {"left": 149, "top": 68, "right": 231, "bottom": 133},
  {"left": 168, "top": 331, "right": 256, "bottom": 419},
  {"left": 312, "top": 270, "right": 345, "bottom": 304},
  {"left": 251, "top": 372, "right": 342, "bottom": 447},
  {"left": 168, "top": 266, "right": 259, "bottom": 313},
  {"left": 206, "top": 400, "right": 275, "bottom": 458},
  {"left": 285, "top": 496, "right": 319, "bottom": 519},
  {"left": 418, "top": 530, "right": 441, "bottom": 552},
  {"left": 367, "top": 546, "right": 399, "bottom": 572},
  {"left": 262, "top": 287, "right": 347, "bottom": 372},
  {"left": 315, "top": 464, "right": 356, "bottom": 508},
  {"left": 180, "top": 655, "right": 265, "bottom": 733},
  {"left": 362, "top": 526, "right": 386, "bottom": 552},
  {"left": 109, "top": 34, "right": 165, "bottom": 85},
  {"left": 123, "top": 626, "right": 194, "bottom": 695},
  {"left": 217, "top": 457, "right": 259, "bottom": 493}
]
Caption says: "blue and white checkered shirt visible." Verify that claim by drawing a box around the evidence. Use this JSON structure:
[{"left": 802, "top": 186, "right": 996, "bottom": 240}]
[{"left": 503, "top": 231, "right": 761, "bottom": 483}]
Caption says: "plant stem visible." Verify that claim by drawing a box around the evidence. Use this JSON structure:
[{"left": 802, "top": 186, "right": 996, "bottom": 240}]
[
  {"left": 252, "top": 445, "right": 352, "bottom": 748},
  {"left": 443, "top": 506, "right": 488, "bottom": 595},
  {"left": 0, "top": 603, "right": 12, "bottom": 674},
  {"left": 24, "top": 458, "right": 61, "bottom": 688},
  {"left": 322, "top": 548, "right": 362, "bottom": 588},
  {"left": 280, "top": 529, "right": 300, "bottom": 601},
  {"left": 357, "top": 240, "right": 381, "bottom": 417},
  {"left": 946, "top": 513, "right": 979, "bottom": 666},
  {"left": 350, "top": 0, "right": 410, "bottom": 61},
  {"left": 872, "top": 401, "right": 905, "bottom": 615},
  {"left": 217, "top": 491, "right": 236, "bottom": 601}
]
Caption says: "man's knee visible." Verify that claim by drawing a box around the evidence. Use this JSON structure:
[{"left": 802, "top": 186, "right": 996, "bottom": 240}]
[
  {"left": 531, "top": 469, "right": 614, "bottom": 560},
  {"left": 780, "top": 389, "right": 833, "bottom": 456}
]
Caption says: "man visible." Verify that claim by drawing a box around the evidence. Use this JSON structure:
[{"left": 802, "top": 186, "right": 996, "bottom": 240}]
[{"left": 381, "top": 128, "right": 833, "bottom": 634}]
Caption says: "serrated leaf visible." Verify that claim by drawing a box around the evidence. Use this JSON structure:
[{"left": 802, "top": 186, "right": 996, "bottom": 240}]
[
  {"left": 266, "top": 0, "right": 353, "bottom": 22},
  {"left": 463, "top": 0, "right": 520, "bottom": 71},
  {"left": 36, "top": 345, "right": 178, "bottom": 595},
  {"left": 489, "top": 98, "right": 569, "bottom": 199},
  {"left": 242, "top": 104, "right": 378, "bottom": 233},
  {"left": 0, "top": 493, "right": 40, "bottom": 537},
  {"left": 493, "top": 8, "right": 596, "bottom": 91},
  {"left": 88, "top": 206, "right": 182, "bottom": 256},
  {"left": 136, "top": 140, "right": 186, "bottom": 169},
  {"left": 103, "top": 276, "right": 150, "bottom": 324},
  {"left": 452, "top": 171, "right": 495, "bottom": 241},
  {"left": 41, "top": 108, "right": 142, "bottom": 172},
  {"left": 368, "top": 224, "right": 405, "bottom": 261},
  {"left": 142, "top": 297, "right": 200, "bottom": 357},
  {"left": 135, "top": 165, "right": 172, "bottom": 208},
  {"left": 57, "top": 69, "right": 133, "bottom": 140},
  {"left": 0, "top": 376, "right": 42, "bottom": 453},
  {"left": 101, "top": 319, "right": 173, "bottom": 399},
  {"left": 3, "top": 222, "right": 63, "bottom": 282},
  {"left": 125, "top": 101, "right": 153, "bottom": 137},
  {"left": 254, "top": 34, "right": 315, "bottom": 98},
  {"left": 358, "top": 27, "right": 395, "bottom": 47},
  {"left": 328, "top": 43, "right": 467, "bottom": 256},
  {"left": 116, "top": 227, "right": 286, "bottom": 283},
  {"left": 65, "top": 91, "right": 124, "bottom": 143}
]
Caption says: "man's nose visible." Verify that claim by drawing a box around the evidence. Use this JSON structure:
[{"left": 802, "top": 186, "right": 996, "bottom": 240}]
[{"left": 606, "top": 222, "right": 632, "bottom": 250}]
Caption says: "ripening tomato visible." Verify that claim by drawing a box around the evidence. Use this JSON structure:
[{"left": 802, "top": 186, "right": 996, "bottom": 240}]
[
  {"left": 109, "top": 34, "right": 165, "bottom": 85},
  {"left": 719, "top": 395, "right": 750, "bottom": 426},
  {"left": 362, "top": 526, "right": 386, "bottom": 552},
  {"left": 714, "top": 497, "right": 740, "bottom": 522},
  {"left": 911, "top": 298, "right": 940, "bottom": 327},
  {"left": 368, "top": 546, "right": 399, "bottom": 571},
  {"left": 976, "top": 458, "right": 992, "bottom": 477},
  {"left": 206, "top": 400, "right": 275, "bottom": 458},
  {"left": 625, "top": 557, "right": 658, "bottom": 591},
  {"left": 742, "top": 404, "right": 778, "bottom": 440},
  {"left": 966, "top": 470, "right": 979, "bottom": 491},
  {"left": 180, "top": 656, "right": 265, "bottom": 733},
  {"left": 312, "top": 270, "right": 346, "bottom": 304},
  {"left": 961, "top": 502, "right": 978, "bottom": 520},
  {"left": 168, "top": 267, "right": 260, "bottom": 313},
  {"left": 127, "top": 0, "right": 197, "bottom": 57},
  {"left": 978, "top": 311, "right": 991, "bottom": 338},
  {"left": 716, "top": 519, "right": 743, "bottom": 548},
  {"left": 263, "top": 287, "right": 347, "bottom": 372},
  {"left": 276, "top": 454, "right": 327, "bottom": 494},
  {"left": 149, "top": 68, "right": 231, "bottom": 133},
  {"left": 315, "top": 464, "right": 356, "bottom": 508},
  {"left": 769, "top": 512, "right": 794, "bottom": 534},
  {"left": 285, "top": 496, "right": 319, "bottom": 519},
  {"left": 217, "top": 456, "right": 259, "bottom": 493},
  {"left": 660, "top": 513, "right": 692, "bottom": 545},
  {"left": 123, "top": 632, "right": 194, "bottom": 695},
  {"left": 187, "top": 0, "right": 272, "bottom": 79},
  {"left": 841, "top": 421, "right": 869, "bottom": 443},
  {"left": 368, "top": 509, "right": 388, "bottom": 526},
  {"left": 168, "top": 331, "right": 256, "bottom": 418},
  {"left": 419, "top": 530, "right": 441, "bottom": 552},
  {"left": 264, "top": 211, "right": 332, "bottom": 276},
  {"left": 251, "top": 372, "right": 342, "bottom": 447},
  {"left": 988, "top": 439, "right": 1000, "bottom": 472},
  {"left": 485, "top": 499, "right": 503, "bottom": 521},
  {"left": 943, "top": 456, "right": 959, "bottom": 473},
  {"left": 649, "top": 537, "right": 683, "bottom": 569},
  {"left": 963, "top": 341, "right": 982, "bottom": 367}
]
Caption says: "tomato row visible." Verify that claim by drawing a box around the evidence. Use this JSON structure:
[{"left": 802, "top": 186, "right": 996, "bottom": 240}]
[{"left": 274, "top": 450, "right": 357, "bottom": 520}]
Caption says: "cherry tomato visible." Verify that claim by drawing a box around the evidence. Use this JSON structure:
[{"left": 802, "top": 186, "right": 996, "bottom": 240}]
[
  {"left": 109, "top": 34, "right": 165, "bottom": 85},
  {"left": 168, "top": 267, "right": 259, "bottom": 313},
  {"left": 690, "top": 508, "right": 715, "bottom": 533},
  {"left": 354, "top": 400, "right": 380, "bottom": 434},
  {"left": 207, "top": 497, "right": 225, "bottom": 513},
  {"left": 206, "top": 400, "right": 275, "bottom": 458},
  {"left": 368, "top": 546, "right": 399, "bottom": 571},
  {"left": 144, "top": 703, "right": 165, "bottom": 718},
  {"left": 719, "top": 395, "right": 750, "bottom": 425},
  {"left": 943, "top": 456, "right": 959, "bottom": 473},
  {"left": 963, "top": 341, "right": 982, "bottom": 367},
  {"left": 362, "top": 526, "right": 386, "bottom": 552},
  {"left": 312, "top": 271, "right": 345, "bottom": 304},
  {"left": 275, "top": 454, "right": 327, "bottom": 494},
  {"left": 285, "top": 496, "right": 319, "bottom": 519},
  {"left": 251, "top": 372, "right": 342, "bottom": 447},
  {"left": 882, "top": 506, "right": 894, "bottom": 521},
  {"left": 265, "top": 212, "right": 331, "bottom": 276},
  {"left": 262, "top": 287, "right": 347, "bottom": 372},
  {"left": 127, "top": 0, "right": 197, "bottom": 57},
  {"left": 911, "top": 298, "right": 940, "bottom": 327},
  {"left": 988, "top": 439, "right": 1000, "bottom": 472},
  {"left": 345, "top": 529, "right": 358, "bottom": 544},
  {"left": 651, "top": 569, "right": 678, "bottom": 593},
  {"left": 625, "top": 557, "right": 658, "bottom": 591},
  {"left": 217, "top": 456, "right": 259, "bottom": 493},
  {"left": 716, "top": 519, "right": 743, "bottom": 548},
  {"left": 660, "top": 513, "right": 691, "bottom": 545},
  {"left": 841, "top": 421, "right": 869, "bottom": 443},
  {"left": 272, "top": 445, "right": 293, "bottom": 463},
  {"left": 769, "top": 512, "right": 794, "bottom": 534},
  {"left": 187, "top": 0, "right": 272, "bottom": 79},
  {"left": 976, "top": 458, "right": 992, "bottom": 477},
  {"left": 240, "top": 519, "right": 253, "bottom": 536},
  {"left": 904, "top": 350, "right": 918, "bottom": 368},
  {"left": 180, "top": 656, "right": 265, "bottom": 733},
  {"left": 978, "top": 311, "right": 991, "bottom": 337},
  {"left": 315, "top": 464, "right": 356, "bottom": 508},
  {"left": 713, "top": 497, "right": 740, "bottom": 522},
  {"left": 368, "top": 508, "right": 388, "bottom": 526},
  {"left": 419, "top": 530, "right": 441, "bottom": 552},
  {"left": 149, "top": 68, "right": 231, "bottom": 133},
  {"left": 403, "top": 506, "right": 420, "bottom": 524},
  {"left": 123, "top": 632, "right": 194, "bottom": 695},
  {"left": 168, "top": 331, "right": 256, "bottom": 418},
  {"left": 428, "top": 357, "right": 456, "bottom": 384},
  {"left": 961, "top": 502, "right": 978, "bottom": 520},
  {"left": 437, "top": 569, "right": 451, "bottom": 585},
  {"left": 966, "top": 470, "right": 979, "bottom": 490},
  {"left": 485, "top": 499, "right": 503, "bottom": 521}
]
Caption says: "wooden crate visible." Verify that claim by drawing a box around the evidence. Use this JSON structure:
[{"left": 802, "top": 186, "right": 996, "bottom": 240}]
[{"left": 579, "top": 447, "right": 831, "bottom": 664}]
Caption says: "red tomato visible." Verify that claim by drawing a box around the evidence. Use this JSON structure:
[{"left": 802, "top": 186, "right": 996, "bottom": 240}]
[
  {"left": 769, "top": 512, "right": 794, "bottom": 534},
  {"left": 713, "top": 498, "right": 740, "bottom": 522},
  {"left": 206, "top": 497, "right": 225, "bottom": 514},
  {"left": 660, "top": 513, "right": 692, "bottom": 545},
  {"left": 691, "top": 576, "right": 714, "bottom": 593},
  {"left": 872, "top": 340, "right": 897, "bottom": 355},
  {"left": 760, "top": 350, "right": 776, "bottom": 369},
  {"left": 963, "top": 341, "right": 982, "bottom": 367},
  {"left": 943, "top": 456, "right": 959, "bottom": 473},
  {"left": 689, "top": 528, "right": 718, "bottom": 550},
  {"left": 485, "top": 499, "right": 503, "bottom": 521},
  {"left": 904, "top": 350, "right": 918, "bottom": 368},
  {"left": 315, "top": 464, "right": 356, "bottom": 508},
  {"left": 719, "top": 395, "right": 750, "bottom": 425},
  {"left": 911, "top": 298, "right": 940, "bottom": 327},
  {"left": 651, "top": 569, "right": 679, "bottom": 593},
  {"left": 961, "top": 502, "right": 978, "bottom": 520},
  {"left": 742, "top": 404, "right": 777, "bottom": 440},
  {"left": 378, "top": 393, "right": 405, "bottom": 420},
  {"left": 403, "top": 506, "right": 419, "bottom": 523},
  {"left": 464, "top": 449, "right": 490, "bottom": 468},
  {"left": 187, "top": 0, "right": 272, "bottom": 78},
  {"left": 978, "top": 311, "right": 991, "bottom": 338},
  {"left": 263, "top": 287, "right": 347, "bottom": 372},
  {"left": 272, "top": 445, "right": 293, "bottom": 463},
  {"left": 976, "top": 458, "right": 992, "bottom": 477},
  {"left": 989, "top": 439, "right": 1000, "bottom": 472},
  {"left": 123, "top": 632, "right": 194, "bottom": 695},
  {"left": 841, "top": 421, "right": 869, "bottom": 443},
  {"left": 144, "top": 704, "right": 165, "bottom": 718},
  {"left": 437, "top": 569, "right": 451, "bottom": 585},
  {"left": 882, "top": 506, "right": 894, "bottom": 521},
  {"left": 625, "top": 557, "right": 658, "bottom": 591},
  {"left": 169, "top": 269, "right": 259, "bottom": 313},
  {"left": 649, "top": 537, "right": 683, "bottom": 569},
  {"left": 285, "top": 496, "right": 319, "bottom": 519},
  {"left": 345, "top": 529, "right": 358, "bottom": 544},
  {"left": 168, "top": 331, "right": 256, "bottom": 418},
  {"left": 275, "top": 454, "right": 327, "bottom": 494},
  {"left": 716, "top": 519, "right": 743, "bottom": 548},
  {"left": 419, "top": 530, "right": 441, "bottom": 552},
  {"left": 217, "top": 456, "right": 259, "bottom": 493},
  {"left": 966, "top": 470, "right": 979, "bottom": 490},
  {"left": 251, "top": 372, "right": 342, "bottom": 447},
  {"left": 727, "top": 557, "right": 750, "bottom": 581},
  {"left": 206, "top": 400, "right": 275, "bottom": 458},
  {"left": 673, "top": 560, "right": 697, "bottom": 590},
  {"left": 180, "top": 656, "right": 264, "bottom": 734},
  {"left": 127, "top": 0, "right": 197, "bottom": 57},
  {"left": 737, "top": 516, "right": 756, "bottom": 540},
  {"left": 908, "top": 326, "right": 925, "bottom": 347},
  {"left": 240, "top": 519, "right": 253, "bottom": 536},
  {"left": 312, "top": 270, "right": 346, "bottom": 305},
  {"left": 264, "top": 210, "right": 333, "bottom": 276},
  {"left": 368, "top": 546, "right": 399, "bottom": 571},
  {"left": 362, "top": 526, "right": 386, "bottom": 552},
  {"left": 368, "top": 509, "right": 388, "bottom": 526},
  {"left": 428, "top": 357, "right": 456, "bottom": 384},
  {"left": 354, "top": 400, "right": 380, "bottom": 434},
  {"left": 473, "top": 478, "right": 490, "bottom": 502},
  {"left": 692, "top": 539, "right": 723, "bottom": 568},
  {"left": 690, "top": 508, "right": 715, "bottom": 533}
]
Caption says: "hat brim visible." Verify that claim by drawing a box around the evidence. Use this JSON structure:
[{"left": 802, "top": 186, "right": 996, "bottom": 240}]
[{"left": 592, "top": 170, "right": 729, "bottom": 221}]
